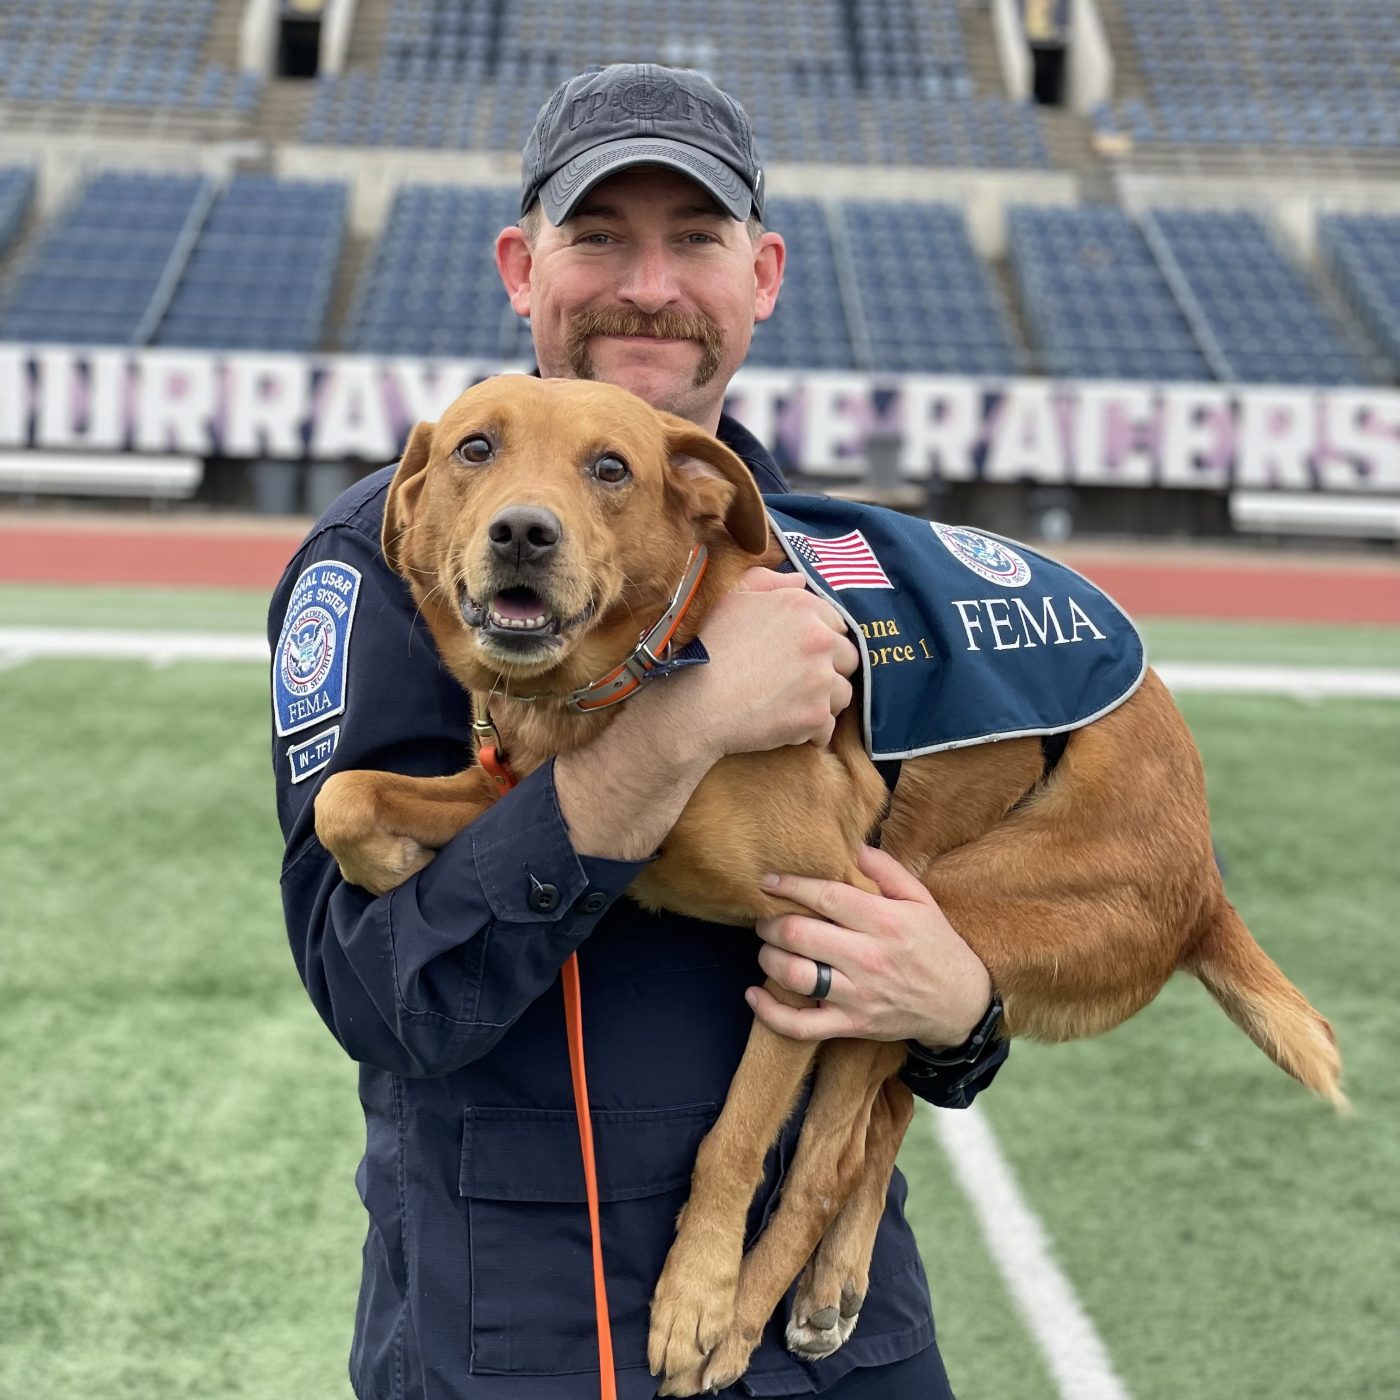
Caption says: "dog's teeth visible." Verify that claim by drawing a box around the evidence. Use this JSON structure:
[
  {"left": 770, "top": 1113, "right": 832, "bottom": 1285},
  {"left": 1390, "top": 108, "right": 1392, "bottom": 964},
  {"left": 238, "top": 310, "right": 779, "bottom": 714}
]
[{"left": 488, "top": 610, "right": 549, "bottom": 630}]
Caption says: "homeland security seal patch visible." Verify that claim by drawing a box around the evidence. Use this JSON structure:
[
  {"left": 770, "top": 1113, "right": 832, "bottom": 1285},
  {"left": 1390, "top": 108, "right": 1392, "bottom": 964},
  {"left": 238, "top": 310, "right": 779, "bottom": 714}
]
[
  {"left": 932, "top": 522, "right": 1032, "bottom": 588},
  {"left": 274, "top": 560, "right": 362, "bottom": 737}
]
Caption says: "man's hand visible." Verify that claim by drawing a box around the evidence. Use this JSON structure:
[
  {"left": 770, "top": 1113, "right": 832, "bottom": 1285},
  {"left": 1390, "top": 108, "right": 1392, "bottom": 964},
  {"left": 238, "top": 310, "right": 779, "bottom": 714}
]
[
  {"left": 682, "top": 567, "right": 858, "bottom": 761},
  {"left": 554, "top": 568, "right": 857, "bottom": 860},
  {"left": 746, "top": 845, "right": 992, "bottom": 1049}
]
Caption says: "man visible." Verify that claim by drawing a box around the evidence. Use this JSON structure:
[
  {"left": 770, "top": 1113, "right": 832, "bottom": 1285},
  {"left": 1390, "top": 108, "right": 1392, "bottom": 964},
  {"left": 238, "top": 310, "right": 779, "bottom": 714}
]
[{"left": 271, "top": 63, "right": 1006, "bottom": 1400}]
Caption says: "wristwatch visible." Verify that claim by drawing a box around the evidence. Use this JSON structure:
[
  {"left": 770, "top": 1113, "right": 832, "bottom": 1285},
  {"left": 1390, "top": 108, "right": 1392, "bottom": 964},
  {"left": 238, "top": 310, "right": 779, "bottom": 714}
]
[{"left": 903, "top": 990, "right": 1004, "bottom": 1074}]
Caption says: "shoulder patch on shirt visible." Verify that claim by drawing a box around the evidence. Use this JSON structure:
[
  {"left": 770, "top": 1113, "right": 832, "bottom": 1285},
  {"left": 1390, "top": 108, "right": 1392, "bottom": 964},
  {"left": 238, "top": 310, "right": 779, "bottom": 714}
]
[
  {"left": 765, "top": 495, "right": 1146, "bottom": 760},
  {"left": 287, "top": 725, "right": 341, "bottom": 784},
  {"left": 273, "top": 560, "right": 362, "bottom": 737}
]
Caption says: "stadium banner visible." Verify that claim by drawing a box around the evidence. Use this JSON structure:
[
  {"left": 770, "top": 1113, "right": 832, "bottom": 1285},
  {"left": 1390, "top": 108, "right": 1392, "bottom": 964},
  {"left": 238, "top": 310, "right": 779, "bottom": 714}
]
[{"left": 0, "top": 346, "right": 1396, "bottom": 493}]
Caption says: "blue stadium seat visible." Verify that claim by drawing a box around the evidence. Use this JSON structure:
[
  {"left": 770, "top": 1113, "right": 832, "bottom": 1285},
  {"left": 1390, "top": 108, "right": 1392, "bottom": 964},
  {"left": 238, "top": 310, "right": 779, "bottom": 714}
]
[
  {"left": 1146, "top": 208, "right": 1374, "bottom": 384},
  {"left": 1008, "top": 204, "right": 1211, "bottom": 382},
  {"left": 0, "top": 170, "right": 208, "bottom": 345},
  {"left": 152, "top": 174, "right": 348, "bottom": 354}
]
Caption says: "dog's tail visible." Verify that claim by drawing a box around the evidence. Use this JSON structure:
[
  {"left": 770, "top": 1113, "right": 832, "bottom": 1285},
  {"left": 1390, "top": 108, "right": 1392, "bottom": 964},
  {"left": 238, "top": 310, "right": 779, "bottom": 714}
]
[{"left": 1188, "top": 900, "right": 1346, "bottom": 1109}]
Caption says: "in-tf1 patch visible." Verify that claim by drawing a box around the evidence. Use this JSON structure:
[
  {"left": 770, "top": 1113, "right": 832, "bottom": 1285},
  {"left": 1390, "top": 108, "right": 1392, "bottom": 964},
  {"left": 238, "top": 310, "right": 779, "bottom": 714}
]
[{"left": 274, "top": 559, "right": 362, "bottom": 737}]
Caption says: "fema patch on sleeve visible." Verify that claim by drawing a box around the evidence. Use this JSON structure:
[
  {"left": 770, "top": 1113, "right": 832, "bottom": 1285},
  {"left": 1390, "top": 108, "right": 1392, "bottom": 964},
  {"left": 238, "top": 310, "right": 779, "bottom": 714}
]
[{"left": 273, "top": 560, "right": 362, "bottom": 737}]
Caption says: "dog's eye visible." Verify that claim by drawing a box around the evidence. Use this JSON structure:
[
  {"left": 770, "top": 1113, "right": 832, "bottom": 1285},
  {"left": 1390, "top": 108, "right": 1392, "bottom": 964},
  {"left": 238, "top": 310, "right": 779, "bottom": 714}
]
[
  {"left": 592, "top": 454, "right": 631, "bottom": 485},
  {"left": 455, "top": 435, "right": 494, "bottom": 465}
]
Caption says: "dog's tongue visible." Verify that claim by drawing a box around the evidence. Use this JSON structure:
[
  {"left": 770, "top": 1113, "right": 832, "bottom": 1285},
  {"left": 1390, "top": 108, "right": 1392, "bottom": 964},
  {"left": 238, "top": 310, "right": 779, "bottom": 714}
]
[{"left": 491, "top": 588, "right": 544, "bottom": 621}]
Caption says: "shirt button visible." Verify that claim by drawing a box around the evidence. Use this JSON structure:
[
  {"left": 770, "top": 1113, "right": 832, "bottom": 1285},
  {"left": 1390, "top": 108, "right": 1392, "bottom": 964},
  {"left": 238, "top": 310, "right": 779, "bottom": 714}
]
[
  {"left": 527, "top": 881, "right": 560, "bottom": 914},
  {"left": 578, "top": 890, "right": 608, "bottom": 915}
]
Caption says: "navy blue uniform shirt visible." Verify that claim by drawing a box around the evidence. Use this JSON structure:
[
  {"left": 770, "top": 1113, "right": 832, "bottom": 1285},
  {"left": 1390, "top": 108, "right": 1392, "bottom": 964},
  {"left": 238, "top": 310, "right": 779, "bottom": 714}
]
[{"left": 270, "top": 414, "right": 1007, "bottom": 1400}]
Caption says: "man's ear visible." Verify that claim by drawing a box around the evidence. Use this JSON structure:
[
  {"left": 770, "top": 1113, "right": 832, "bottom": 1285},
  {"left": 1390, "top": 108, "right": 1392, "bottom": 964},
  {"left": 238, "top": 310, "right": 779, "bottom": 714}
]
[
  {"left": 496, "top": 226, "right": 533, "bottom": 317},
  {"left": 660, "top": 413, "right": 770, "bottom": 556},
  {"left": 382, "top": 421, "right": 435, "bottom": 578}
]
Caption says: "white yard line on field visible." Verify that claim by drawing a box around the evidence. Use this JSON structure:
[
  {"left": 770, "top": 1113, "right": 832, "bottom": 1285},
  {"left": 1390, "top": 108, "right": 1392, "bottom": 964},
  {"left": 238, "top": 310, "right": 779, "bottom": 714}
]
[
  {"left": 1, "top": 628, "right": 1399, "bottom": 700},
  {"left": 0, "top": 627, "right": 268, "bottom": 665},
  {"left": 929, "top": 1103, "right": 1133, "bottom": 1400}
]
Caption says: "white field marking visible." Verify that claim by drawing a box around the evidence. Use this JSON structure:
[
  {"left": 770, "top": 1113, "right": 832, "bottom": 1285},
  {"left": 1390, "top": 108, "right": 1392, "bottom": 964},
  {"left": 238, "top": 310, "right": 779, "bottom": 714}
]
[
  {"left": 0, "top": 627, "right": 267, "bottom": 666},
  {"left": 929, "top": 1102, "right": 1133, "bottom": 1400},
  {"left": 1155, "top": 661, "right": 1400, "bottom": 701},
  {"left": 1, "top": 628, "right": 1399, "bottom": 700}
]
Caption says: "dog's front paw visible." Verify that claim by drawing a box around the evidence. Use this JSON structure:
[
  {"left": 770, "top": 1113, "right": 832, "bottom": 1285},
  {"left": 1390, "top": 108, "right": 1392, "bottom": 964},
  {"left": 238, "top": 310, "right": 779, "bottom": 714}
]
[
  {"left": 334, "top": 834, "right": 435, "bottom": 896},
  {"left": 697, "top": 1322, "right": 764, "bottom": 1394},
  {"left": 648, "top": 1238, "right": 740, "bottom": 1395},
  {"left": 315, "top": 771, "right": 437, "bottom": 895}
]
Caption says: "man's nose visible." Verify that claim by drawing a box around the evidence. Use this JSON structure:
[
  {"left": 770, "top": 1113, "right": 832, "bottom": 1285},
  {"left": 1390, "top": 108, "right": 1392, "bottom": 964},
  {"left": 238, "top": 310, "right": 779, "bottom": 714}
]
[
  {"left": 488, "top": 506, "right": 563, "bottom": 566},
  {"left": 617, "top": 244, "right": 681, "bottom": 314}
]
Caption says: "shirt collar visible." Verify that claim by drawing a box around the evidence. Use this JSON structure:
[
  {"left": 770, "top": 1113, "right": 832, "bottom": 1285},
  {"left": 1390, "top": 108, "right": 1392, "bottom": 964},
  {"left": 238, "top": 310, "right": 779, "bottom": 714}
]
[{"left": 716, "top": 411, "right": 788, "bottom": 495}]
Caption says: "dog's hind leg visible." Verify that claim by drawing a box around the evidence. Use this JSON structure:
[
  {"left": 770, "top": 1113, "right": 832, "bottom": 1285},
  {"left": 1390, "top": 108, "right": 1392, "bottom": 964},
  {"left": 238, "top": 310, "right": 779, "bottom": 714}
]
[
  {"left": 786, "top": 1072, "right": 915, "bottom": 1361},
  {"left": 697, "top": 1039, "right": 906, "bottom": 1394},
  {"left": 649, "top": 988, "right": 819, "bottom": 1397}
]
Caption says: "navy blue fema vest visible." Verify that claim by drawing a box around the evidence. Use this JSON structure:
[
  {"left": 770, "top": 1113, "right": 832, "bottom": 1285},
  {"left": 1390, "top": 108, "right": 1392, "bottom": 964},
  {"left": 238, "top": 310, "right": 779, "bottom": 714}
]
[{"left": 764, "top": 495, "right": 1146, "bottom": 761}]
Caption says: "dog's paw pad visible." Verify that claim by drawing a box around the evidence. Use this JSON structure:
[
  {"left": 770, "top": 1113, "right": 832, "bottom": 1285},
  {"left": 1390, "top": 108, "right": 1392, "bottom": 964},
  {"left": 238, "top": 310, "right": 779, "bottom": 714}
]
[{"left": 785, "top": 1309, "right": 859, "bottom": 1361}]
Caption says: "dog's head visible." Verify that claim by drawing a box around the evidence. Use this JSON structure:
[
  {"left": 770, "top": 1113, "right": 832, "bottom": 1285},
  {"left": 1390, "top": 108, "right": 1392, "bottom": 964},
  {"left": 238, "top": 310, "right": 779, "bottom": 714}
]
[{"left": 383, "top": 375, "right": 770, "bottom": 692}]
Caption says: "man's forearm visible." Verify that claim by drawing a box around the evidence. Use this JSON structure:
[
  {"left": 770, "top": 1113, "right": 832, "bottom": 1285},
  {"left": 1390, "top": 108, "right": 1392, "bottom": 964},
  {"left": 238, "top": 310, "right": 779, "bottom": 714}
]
[{"left": 553, "top": 685, "right": 718, "bottom": 861}]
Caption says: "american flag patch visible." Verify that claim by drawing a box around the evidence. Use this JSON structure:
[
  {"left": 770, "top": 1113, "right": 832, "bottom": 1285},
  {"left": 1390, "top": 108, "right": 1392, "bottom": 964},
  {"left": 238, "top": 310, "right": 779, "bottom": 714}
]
[{"left": 784, "top": 530, "right": 894, "bottom": 590}]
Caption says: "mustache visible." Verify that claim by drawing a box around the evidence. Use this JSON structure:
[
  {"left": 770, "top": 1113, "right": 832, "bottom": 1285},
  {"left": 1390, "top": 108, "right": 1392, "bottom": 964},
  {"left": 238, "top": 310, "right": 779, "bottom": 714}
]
[{"left": 564, "top": 307, "right": 725, "bottom": 388}]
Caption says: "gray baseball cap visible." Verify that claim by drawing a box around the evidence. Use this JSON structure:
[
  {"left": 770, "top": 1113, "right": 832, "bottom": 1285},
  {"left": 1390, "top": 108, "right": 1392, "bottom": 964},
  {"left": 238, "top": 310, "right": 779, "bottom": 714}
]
[{"left": 521, "top": 63, "right": 765, "bottom": 225}]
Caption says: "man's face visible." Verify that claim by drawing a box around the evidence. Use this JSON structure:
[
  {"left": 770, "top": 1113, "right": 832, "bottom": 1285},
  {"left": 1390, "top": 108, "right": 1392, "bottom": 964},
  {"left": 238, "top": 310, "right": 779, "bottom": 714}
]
[{"left": 496, "top": 167, "right": 784, "bottom": 430}]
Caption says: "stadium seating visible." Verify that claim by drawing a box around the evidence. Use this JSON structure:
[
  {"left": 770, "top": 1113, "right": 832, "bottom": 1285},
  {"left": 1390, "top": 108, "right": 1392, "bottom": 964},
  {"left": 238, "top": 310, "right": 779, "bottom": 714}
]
[
  {"left": 1142, "top": 209, "right": 1373, "bottom": 384},
  {"left": 0, "top": 171, "right": 210, "bottom": 346},
  {"left": 1101, "top": 0, "right": 1400, "bottom": 155},
  {"left": 1008, "top": 204, "right": 1212, "bottom": 381},
  {"left": 153, "top": 174, "right": 348, "bottom": 353},
  {"left": 746, "top": 199, "right": 857, "bottom": 371},
  {"left": 0, "top": 0, "right": 261, "bottom": 119},
  {"left": 843, "top": 201, "right": 1023, "bottom": 376},
  {"left": 0, "top": 168, "right": 36, "bottom": 261},
  {"left": 301, "top": 0, "right": 1048, "bottom": 168},
  {"left": 0, "top": 170, "right": 346, "bottom": 352},
  {"left": 344, "top": 184, "right": 531, "bottom": 360},
  {"left": 1318, "top": 214, "right": 1400, "bottom": 375}
]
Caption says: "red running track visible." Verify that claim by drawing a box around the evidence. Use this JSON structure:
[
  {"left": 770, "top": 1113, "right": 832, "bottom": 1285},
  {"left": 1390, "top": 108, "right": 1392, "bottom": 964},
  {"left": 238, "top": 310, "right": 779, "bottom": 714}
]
[{"left": 0, "top": 518, "right": 1397, "bottom": 623}]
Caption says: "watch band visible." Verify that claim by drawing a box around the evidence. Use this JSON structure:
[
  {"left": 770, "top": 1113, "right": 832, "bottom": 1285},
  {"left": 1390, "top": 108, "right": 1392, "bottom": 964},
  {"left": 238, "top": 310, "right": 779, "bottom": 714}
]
[{"left": 903, "top": 991, "right": 1004, "bottom": 1072}]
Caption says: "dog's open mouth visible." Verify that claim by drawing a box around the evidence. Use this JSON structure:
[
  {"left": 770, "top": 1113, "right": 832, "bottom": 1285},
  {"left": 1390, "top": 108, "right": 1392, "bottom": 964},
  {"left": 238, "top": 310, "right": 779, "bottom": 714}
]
[{"left": 460, "top": 585, "right": 595, "bottom": 648}]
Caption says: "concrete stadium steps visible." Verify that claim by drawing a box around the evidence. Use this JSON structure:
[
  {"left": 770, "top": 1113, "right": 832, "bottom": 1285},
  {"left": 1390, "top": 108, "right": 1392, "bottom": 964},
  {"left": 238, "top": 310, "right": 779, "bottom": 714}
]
[
  {"left": 343, "top": 0, "right": 394, "bottom": 72},
  {"left": 325, "top": 233, "right": 376, "bottom": 351},
  {"left": 252, "top": 79, "right": 316, "bottom": 147},
  {"left": 1092, "top": 0, "right": 1151, "bottom": 102},
  {"left": 957, "top": 0, "right": 1008, "bottom": 98},
  {"left": 988, "top": 255, "right": 1042, "bottom": 375},
  {"left": 202, "top": 0, "right": 246, "bottom": 77}
]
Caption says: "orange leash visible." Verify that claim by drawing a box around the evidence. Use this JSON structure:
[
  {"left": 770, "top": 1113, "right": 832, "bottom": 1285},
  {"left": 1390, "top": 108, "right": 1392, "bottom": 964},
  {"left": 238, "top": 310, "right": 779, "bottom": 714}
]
[
  {"left": 476, "top": 738, "right": 618, "bottom": 1400},
  {"left": 562, "top": 953, "right": 618, "bottom": 1399}
]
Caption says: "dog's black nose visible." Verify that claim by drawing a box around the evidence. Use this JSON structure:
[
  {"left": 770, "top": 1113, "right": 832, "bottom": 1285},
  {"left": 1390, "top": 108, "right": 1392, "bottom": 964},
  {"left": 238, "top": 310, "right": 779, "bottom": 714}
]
[{"left": 487, "top": 505, "right": 563, "bottom": 566}]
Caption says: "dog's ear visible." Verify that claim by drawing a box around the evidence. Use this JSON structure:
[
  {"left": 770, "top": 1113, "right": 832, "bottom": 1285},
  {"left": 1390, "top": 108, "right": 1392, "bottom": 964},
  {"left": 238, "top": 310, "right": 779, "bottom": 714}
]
[
  {"left": 660, "top": 413, "right": 770, "bottom": 556},
  {"left": 382, "top": 421, "right": 435, "bottom": 579}
]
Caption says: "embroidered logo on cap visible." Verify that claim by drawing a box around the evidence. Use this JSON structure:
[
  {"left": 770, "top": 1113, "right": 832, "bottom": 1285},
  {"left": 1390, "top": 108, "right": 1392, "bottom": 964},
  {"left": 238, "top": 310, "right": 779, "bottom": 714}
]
[
  {"left": 274, "top": 560, "right": 362, "bottom": 737},
  {"left": 932, "top": 523, "right": 1032, "bottom": 588}
]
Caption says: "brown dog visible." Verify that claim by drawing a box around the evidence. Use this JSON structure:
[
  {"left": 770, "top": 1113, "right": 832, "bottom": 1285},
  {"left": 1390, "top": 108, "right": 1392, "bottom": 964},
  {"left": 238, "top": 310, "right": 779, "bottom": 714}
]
[{"left": 315, "top": 374, "right": 1343, "bottom": 1397}]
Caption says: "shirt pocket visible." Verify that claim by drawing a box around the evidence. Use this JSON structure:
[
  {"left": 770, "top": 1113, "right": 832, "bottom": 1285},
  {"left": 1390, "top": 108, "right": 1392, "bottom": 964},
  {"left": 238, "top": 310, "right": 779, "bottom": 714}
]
[{"left": 460, "top": 1101, "right": 719, "bottom": 1377}]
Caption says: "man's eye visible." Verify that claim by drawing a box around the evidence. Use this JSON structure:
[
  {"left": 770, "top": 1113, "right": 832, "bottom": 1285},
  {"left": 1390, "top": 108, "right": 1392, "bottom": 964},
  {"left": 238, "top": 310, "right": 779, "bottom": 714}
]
[
  {"left": 592, "top": 454, "right": 631, "bottom": 485},
  {"left": 455, "top": 435, "right": 494, "bottom": 464}
]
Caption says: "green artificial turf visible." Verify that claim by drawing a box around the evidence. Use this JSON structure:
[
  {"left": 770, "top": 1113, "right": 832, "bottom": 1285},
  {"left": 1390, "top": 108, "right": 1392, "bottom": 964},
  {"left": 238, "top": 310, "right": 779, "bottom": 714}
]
[
  {"left": 1, "top": 649, "right": 1396, "bottom": 1399},
  {"left": 897, "top": 692, "right": 1400, "bottom": 1399}
]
